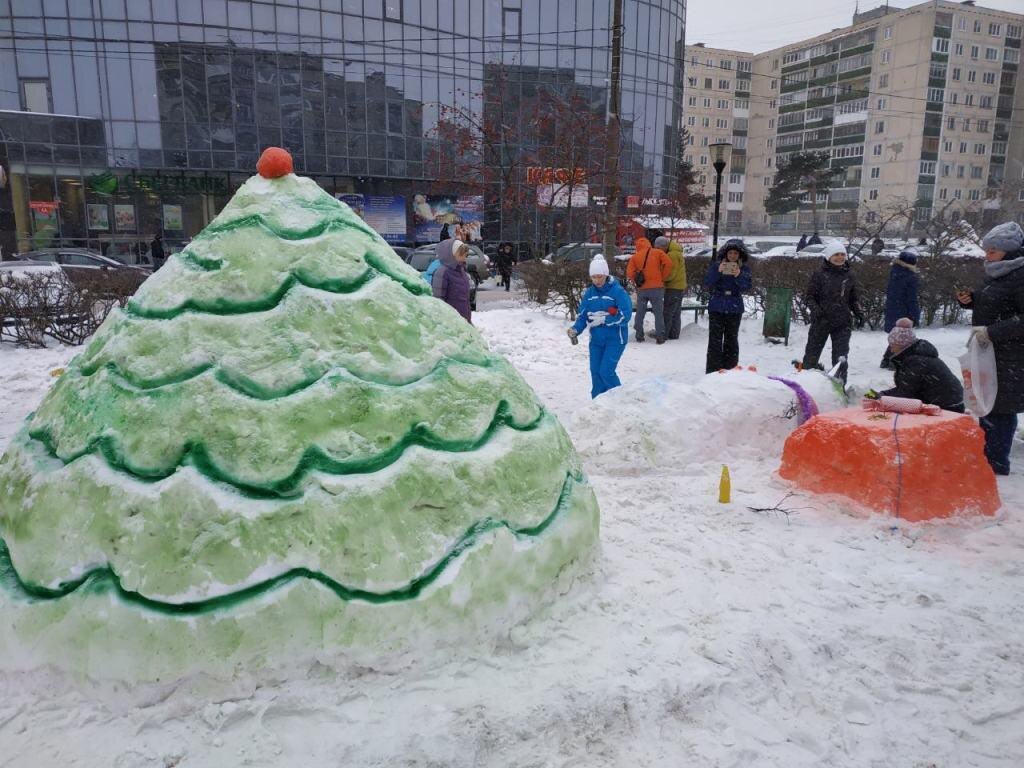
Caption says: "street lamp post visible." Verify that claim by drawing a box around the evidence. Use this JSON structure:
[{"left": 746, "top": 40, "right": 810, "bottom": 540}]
[{"left": 709, "top": 141, "right": 733, "bottom": 253}]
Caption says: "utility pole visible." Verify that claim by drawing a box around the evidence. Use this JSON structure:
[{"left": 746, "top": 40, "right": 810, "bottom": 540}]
[{"left": 602, "top": 0, "right": 623, "bottom": 257}]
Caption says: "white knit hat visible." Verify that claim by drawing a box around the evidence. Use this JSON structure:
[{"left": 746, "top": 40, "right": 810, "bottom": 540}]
[
  {"left": 824, "top": 241, "right": 847, "bottom": 259},
  {"left": 589, "top": 255, "right": 610, "bottom": 276}
]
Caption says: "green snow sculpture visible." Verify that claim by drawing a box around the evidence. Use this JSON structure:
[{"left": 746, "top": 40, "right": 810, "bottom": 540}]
[{"left": 0, "top": 149, "right": 599, "bottom": 680}]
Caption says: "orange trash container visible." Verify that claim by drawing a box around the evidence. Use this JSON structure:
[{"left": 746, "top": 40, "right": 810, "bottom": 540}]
[{"left": 779, "top": 407, "right": 1001, "bottom": 522}]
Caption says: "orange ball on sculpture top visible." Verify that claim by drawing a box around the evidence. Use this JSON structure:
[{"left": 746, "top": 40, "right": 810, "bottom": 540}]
[{"left": 257, "top": 147, "right": 294, "bottom": 179}]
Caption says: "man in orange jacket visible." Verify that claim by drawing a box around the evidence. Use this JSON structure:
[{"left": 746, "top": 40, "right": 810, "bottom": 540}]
[{"left": 626, "top": 236, "right": 673, "bottom": 343}]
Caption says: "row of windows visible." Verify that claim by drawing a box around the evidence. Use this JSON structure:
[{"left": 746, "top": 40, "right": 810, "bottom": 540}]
[
  {"left": 773, "top": 16, "right": 1023, "bottom": 74},
  {"left": 778, "top": 28, "right": 877, "bottom": 67},
  {"left": 939, "top": 163, "right": 987, "bottom": 178},
  {"left": 686, "top": 77, "right": 735, "bottom": 91},
  {"left": 953, "top": 18, "right": 1022, "bottom": 38},
  {"left": 949, "top": 67, "right": 1002, "bottom": 84},
  {"left": 9, "top": 0, "right": 671, "bottom": 41},
  {"left": 685, "top": 116, "right": 731, "bottom": 130},
  {"left": 940, "top": 141, "right": 990, "bottom": 155},
  {"left": 941, "top": 91, "right": 996, "bottom": 109},
  {"left": 944, "top": 117, "right": 991, "bottom": 134},
  {"left": 938, "top": 188, "right": 984, "bottom": 202},
  {"left": 934, "top": 39, "right": 1018, "bottom": 62},
  {"left": 837, "top": 98, "right": 868, "bottom": 115},
  {"left": 687, "top": 55, "right": 753, "bottom": 73},
  {"left": 838, "top": 52, "right": 872, "bottom": 73},
  {"left": 831, "top": 144, "right": 864, "bottom": 159},
  {"left": 685, "top": 96, "right": 741, "bottom": 110}
]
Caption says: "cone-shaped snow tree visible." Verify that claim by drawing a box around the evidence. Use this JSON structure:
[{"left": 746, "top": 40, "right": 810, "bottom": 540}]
[{"left": 0, "top": 150, "right": 599, "bottom": 680}]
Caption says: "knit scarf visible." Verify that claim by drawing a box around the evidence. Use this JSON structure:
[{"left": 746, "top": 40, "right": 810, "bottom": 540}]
[{"left": 985, "top": 256, "right": 1024, "bottom": 279}]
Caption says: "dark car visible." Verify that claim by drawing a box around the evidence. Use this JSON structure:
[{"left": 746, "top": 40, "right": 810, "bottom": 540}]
[
  {"left": 408, "top": 249, "right": 477, "bottom": 311},
  {"left": 15, "top": 248, "right": 150, "bottom": 294},
  {"left": 390, "top": 246, "right": 414, "bottom": 263},
  {"left": 546, "top": 242, "right": 620, "bottom": 264}
]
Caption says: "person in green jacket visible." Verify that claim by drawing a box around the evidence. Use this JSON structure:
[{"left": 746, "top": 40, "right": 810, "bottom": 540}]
[{"left": 659, "top": 236, "right": 688, "bottom": 340}]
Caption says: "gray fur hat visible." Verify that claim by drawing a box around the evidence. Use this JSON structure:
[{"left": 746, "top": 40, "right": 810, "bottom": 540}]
[
  {"left": 654, "top": 236, "right": 671, "bottom": 249},
  {"left": 981, "top": 221, "right": 1024, "bottom": 254}
]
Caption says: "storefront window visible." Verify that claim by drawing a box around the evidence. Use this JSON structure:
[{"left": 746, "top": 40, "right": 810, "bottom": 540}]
[{"left": 57, "top": 176, "right": 87, "bottom": 241}]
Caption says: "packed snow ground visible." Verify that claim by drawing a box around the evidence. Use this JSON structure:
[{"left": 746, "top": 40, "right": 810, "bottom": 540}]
[{"left": 1, "top": 287, "right": 1023, "bottom": 768}]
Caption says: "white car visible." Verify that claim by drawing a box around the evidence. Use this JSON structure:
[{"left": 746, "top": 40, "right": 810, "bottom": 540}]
[
  {"left": 763, "top": 245, "right": 798, "bottom": 258},
  {"left": 411, "top": 243, "right": 490, "bottom": 285}
]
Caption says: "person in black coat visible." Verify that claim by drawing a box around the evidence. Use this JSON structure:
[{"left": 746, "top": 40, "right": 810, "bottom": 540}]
[
  {"left": 800, "top": 242, "right": 865, "bottom": 383},
  {"left": 871, "top": 236, "right": 884, "bottom": 256},
  {"left": 494, "top": 242, "right": 516, "bottom": 291},
  {"left": 150, "top": 234, "right": 166, "bottom": 269},
  {"left": 956, "top": 221, "right": 1024, "bottom": 475},
  {"left": 807, "top": 231, "right": 822, "bottom": 246},
  {"left": 879, "top": 319, "right": 964, "bottom": 412},
  {"left": 703, "top": 239, "right": 753, "bottom": 373},
  {"left": 880, "top": 247, "right": 921, "bottom": 368},
  {"left": 797, "top": 234, "right": 808, "bottom": 251}
]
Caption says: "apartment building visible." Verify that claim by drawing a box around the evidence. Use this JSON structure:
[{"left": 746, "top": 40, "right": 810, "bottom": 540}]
[
  {"left": 714, "top": 0, "right": 1024, "bottom": 235},
  {"left": 681, "top": 45, "right": 754, "bottom": 231}
]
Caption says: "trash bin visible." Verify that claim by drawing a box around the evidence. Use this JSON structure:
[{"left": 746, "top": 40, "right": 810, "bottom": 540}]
[{"left": 762, "top": 287, "right": 793, "bottom": 345}]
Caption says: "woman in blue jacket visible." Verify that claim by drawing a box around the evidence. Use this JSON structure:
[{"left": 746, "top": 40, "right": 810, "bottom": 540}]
[
  {"left": 880, "top": 246, "right": 921, "bottom": 368},
  {"left": 568, "top": 255, "right": 633, "bottom": 398},
  {"left": 703, "top": 239, "right": 753, "bottom": 373}
]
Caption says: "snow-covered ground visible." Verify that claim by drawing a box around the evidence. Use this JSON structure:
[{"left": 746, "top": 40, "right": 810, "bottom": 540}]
[{"left": 1, "top": 299, "right": 1023, "bottom": 768}]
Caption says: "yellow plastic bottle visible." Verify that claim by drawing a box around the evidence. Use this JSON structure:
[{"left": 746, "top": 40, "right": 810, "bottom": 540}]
[{"left": 718, "top": 465, "right": 731, "bottom": 503}]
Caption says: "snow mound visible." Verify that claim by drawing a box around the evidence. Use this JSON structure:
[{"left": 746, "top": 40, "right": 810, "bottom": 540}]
[
  {"left": 0, "top": 167, "right": 599, "bottom": 682},
  {"left": 570, "top": 369, "right": 847, "bottom": 475}
]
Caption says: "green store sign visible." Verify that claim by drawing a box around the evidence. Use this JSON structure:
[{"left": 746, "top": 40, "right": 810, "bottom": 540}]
[{"left": 87, "top": 172, "right": 229, "bottom": 196}]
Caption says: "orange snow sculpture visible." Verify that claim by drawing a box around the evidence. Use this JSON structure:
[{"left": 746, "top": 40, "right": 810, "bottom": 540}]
[{"left": 779, "top": 408, "right": 1000, "bottom": 522}]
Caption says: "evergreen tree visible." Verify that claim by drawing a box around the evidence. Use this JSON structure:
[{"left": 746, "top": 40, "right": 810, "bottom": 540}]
[
  {"left": 671, "top": 136, "right": 712, "bottom": 220},
  {"left": 765, "top": 151, "right": 844, "bottom": 232}
]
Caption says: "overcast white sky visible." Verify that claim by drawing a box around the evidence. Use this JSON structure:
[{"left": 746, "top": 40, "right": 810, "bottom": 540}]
[{"left": 686, "top": 0, "right": 1024, "bottom": 54}]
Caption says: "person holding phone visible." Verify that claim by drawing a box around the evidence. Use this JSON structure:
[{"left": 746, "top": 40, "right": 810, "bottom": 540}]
[
  {"left": 955, "top": 221, "right": 1024, "bottom": 475},
  {"left": 703, "top": 239, "right": 753, "bottom": 373}
]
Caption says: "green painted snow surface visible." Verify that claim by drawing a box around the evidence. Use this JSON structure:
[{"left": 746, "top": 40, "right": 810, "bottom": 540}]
[{"left": 0, "top": 172, "right": 599, "bottom": 680}]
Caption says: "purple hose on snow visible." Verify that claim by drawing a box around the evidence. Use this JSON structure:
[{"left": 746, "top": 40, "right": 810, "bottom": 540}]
[{"left": 768, "top": 376, "right": 819, "bottom": 425}]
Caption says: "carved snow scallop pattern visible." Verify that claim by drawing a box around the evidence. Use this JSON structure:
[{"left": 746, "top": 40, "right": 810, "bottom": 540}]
[{"left": 0, "top": 166, "right": 599, "bottom": 679}]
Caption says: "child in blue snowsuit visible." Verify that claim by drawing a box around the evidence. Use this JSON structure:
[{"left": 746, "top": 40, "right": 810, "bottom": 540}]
[{"left": 568, "top": 255, "right": 633, "bottom": 398}]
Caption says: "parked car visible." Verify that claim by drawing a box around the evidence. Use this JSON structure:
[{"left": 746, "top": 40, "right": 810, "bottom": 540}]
[
  {"left": 686, "top": 246, "right": 715, "bottom": 259},
  {"left": 407, "top": 248, "right": 477, "bottom": 311},
  {"left": 545, "top": 242, "right": 620, "bottom": 264},
  {"left": 763, "top": 245, "right": 797, "bottom": 258},
  {"left": 14, "top": 248, "right": 151, "bottom": 294},
  {"left": 411, "top": 242, "right": 489, "bottom": 286}
]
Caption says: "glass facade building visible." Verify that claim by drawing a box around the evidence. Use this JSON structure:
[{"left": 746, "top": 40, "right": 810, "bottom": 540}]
[{"left": 0, "top": 0, "right": 685, "bottom": 255}]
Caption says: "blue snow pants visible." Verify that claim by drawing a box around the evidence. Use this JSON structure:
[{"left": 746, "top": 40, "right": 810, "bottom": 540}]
[{"left": 589, "top": 334, "right": 627, "bottom": 399}]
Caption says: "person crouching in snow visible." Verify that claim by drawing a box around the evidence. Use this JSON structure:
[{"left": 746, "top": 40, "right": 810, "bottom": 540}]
[
  {"left": 568, "top": 255, "right": 633, "bottom": 398},
  {"left": 880, "top": 247, "right": 921, "bottom": 369},
  {"left": 800, "top": 241, "right": 865, "bottom": 383},
  {"left": 877, "top": 318, "right": 965, "bottom": 412},
  {"left": 703, "top": 238, "right": 752, "bottom": 373},
  {"left": 431, "top": 238, "right": 472, "bottom": 323}
]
